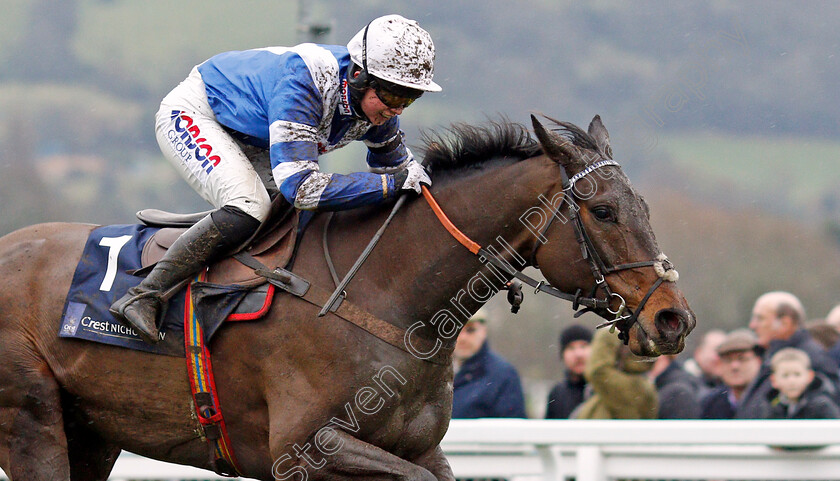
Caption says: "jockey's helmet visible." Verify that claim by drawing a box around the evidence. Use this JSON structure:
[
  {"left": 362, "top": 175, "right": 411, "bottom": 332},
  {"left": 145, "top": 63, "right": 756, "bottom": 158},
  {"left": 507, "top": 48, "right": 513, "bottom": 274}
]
[{"left": 347, "top": 15, "right": 442, "bottom": 94}]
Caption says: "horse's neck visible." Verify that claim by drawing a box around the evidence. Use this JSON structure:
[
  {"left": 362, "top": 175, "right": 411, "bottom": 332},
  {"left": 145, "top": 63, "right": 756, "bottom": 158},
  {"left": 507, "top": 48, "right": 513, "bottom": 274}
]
[{"left": 358, "top": 158, "right": 559, "bottom": 340}]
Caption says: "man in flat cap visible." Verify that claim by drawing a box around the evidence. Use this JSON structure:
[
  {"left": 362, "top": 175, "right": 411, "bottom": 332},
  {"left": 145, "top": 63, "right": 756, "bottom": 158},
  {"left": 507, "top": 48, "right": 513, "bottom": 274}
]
[
  {"left": 700, "top": 329, "right": 763, "bottom": 419},
  {"left": 452, "top": 310, "right": 526, "bottom": 419}
]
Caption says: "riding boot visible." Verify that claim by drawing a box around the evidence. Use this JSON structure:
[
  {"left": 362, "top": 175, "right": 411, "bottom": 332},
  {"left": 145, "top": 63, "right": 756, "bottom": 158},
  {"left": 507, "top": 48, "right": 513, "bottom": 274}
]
[{"left": 109, "top": 215, "right": 229, "bottom": 344}]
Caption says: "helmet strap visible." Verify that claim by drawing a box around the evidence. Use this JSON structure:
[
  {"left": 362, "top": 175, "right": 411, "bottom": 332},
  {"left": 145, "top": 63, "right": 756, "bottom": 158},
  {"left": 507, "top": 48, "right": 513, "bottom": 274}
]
[
  {"left": 348, "top": 21, "right": 372, "bottom": 91},
  {"left": 362, "top": 21, "right": 370, "bottom": 72},
  {"left": 347, "top": 20, "right": 373, "bottom": 122},
  {"left": 346, "top": 67, "right": 368, "bottom": 121}
]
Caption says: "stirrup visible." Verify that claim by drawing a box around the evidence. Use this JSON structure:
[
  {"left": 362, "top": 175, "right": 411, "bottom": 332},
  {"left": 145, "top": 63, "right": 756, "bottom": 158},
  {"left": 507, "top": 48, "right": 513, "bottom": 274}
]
[{"left": 110, "top": 289, "right": 165, "bottom": 344}]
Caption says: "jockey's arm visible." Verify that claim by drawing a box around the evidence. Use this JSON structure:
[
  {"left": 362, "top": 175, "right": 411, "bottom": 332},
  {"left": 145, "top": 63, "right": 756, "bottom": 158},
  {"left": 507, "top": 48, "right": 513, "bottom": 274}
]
[
  {"left": 272, "top": 136, "right": 424, "bottom": 211},
  {"left": 273, "top": 155, "right": 400, "bottom": 211},
  {"left": 363, "top": 122, "right": 413, "bottom": 174},
  {"left": 269, "top": 125, "right": 408, "bottom": 211},
  {"left": 267, "top": 65, "right": 406, "bottom": 211},
  {"left": 363, "top": 120, "right": 430, "bottom": 195}
]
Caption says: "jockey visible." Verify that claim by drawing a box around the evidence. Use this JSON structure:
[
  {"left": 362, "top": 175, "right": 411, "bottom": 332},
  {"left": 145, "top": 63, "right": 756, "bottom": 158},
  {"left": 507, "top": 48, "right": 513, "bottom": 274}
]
[{"left": 110, "top": 14, "right": 441, "bottom": 343}]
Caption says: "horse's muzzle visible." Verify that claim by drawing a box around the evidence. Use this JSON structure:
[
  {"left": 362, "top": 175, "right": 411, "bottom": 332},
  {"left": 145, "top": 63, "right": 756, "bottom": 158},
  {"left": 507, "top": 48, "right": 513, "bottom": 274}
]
[{"left": 653, "top": 307, "right": 693, "bottom": 351}]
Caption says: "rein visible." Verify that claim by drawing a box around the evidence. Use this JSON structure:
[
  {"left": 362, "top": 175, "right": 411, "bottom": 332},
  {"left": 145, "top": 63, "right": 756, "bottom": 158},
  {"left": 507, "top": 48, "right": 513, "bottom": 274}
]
[
  {"left": 422, "top": 158, "right": 679, "bottom": 343},
  {"left": 420, "top": 186, "right": 607, "bottom": 310}
]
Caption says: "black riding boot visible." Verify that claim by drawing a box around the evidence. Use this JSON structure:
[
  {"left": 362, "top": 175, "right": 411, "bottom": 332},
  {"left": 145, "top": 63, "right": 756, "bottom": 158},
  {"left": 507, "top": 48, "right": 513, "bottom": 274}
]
[{"left": 109, "top": 208, "right": 261, "bottom": 344}]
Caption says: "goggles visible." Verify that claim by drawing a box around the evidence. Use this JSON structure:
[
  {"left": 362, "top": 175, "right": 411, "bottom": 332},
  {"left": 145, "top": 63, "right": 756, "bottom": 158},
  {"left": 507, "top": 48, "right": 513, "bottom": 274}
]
[
  {"left": 370, "top": 79, "right": 423, "bottom": 109},
  {"left": 374, "top": 87, "right": 422, "bottom": 109}
]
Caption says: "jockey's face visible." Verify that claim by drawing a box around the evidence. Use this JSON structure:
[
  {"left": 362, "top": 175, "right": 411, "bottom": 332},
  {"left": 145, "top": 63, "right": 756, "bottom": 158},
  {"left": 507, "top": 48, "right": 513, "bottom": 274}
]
[
  {"left": 360, "top": 88, "right": 404, "bottom": 126},
  {"left": 771, "top": 360, "right": 814, "bottom": 401}
]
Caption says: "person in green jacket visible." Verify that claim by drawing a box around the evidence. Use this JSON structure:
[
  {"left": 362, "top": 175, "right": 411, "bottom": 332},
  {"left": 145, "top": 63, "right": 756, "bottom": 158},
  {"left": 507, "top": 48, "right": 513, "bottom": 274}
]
[{"left": 573, "top": 328, "right": 658, "bottom": 419}]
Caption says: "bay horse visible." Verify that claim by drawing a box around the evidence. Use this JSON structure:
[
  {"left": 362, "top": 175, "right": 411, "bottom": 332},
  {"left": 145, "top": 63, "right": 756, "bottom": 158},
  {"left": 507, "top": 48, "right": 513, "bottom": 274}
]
[{"left": 0, "top": 115, "right": 694, "bottom": 480}]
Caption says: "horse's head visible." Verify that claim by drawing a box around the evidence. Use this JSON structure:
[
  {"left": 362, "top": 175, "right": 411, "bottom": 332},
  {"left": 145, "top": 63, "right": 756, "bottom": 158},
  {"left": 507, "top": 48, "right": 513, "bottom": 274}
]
[{"left": 529, "top": 114, "right": 695, "bottom": 356}]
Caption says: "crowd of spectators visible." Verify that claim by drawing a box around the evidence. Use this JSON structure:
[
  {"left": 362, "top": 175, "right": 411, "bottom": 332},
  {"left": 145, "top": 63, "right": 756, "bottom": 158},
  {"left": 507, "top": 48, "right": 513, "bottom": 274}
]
[{"left": 451, "top": 291, "right": 840, "bottom": 421}]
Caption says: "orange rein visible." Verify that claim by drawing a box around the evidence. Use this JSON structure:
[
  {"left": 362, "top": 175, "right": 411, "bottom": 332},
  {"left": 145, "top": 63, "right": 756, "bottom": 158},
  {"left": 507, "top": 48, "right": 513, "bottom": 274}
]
[{"left": 421, "top": 185, "right": 481, "bottom": 255}]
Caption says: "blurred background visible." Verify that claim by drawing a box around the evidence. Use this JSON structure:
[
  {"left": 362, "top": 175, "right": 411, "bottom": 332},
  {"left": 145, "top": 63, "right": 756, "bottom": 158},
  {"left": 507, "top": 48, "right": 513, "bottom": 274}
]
[{"left": 2, "top": 0, "right": 839, "bottom": 416}]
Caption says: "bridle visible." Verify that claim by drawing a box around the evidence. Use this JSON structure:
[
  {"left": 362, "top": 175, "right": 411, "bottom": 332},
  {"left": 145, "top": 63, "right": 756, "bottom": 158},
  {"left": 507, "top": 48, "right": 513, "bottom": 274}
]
[
  {"left": 422, "top": 158, "right": 680, "bottom": 344},
  {"left": 527, "top": 159, "right": 679, "bottom": 341}
]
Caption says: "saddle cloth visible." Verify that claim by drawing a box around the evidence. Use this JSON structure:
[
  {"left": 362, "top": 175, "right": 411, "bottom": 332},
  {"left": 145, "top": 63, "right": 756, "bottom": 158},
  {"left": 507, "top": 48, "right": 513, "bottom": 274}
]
[{"left": 58, "top": 223, "right": 277, "bottom": 357}]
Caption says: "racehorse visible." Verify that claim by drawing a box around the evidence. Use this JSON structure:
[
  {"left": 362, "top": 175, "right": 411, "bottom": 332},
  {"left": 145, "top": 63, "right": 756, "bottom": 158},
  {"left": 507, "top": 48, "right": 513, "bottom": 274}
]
[{"left": 0, "top": 115, "right": 694, "bottom": 480}]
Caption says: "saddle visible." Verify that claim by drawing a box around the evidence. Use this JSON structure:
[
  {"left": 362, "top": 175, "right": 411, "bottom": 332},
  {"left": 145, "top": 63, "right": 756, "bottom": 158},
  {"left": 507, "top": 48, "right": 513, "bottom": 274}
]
[{"left": 138, "top": 196, "right": 299, "bottom": 287}]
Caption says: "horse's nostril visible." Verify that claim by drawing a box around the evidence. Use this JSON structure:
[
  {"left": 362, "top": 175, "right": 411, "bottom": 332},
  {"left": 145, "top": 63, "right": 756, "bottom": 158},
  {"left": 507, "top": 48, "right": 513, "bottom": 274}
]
[{"left": 655, "top": 308, "right": 688, "bottom": 338}]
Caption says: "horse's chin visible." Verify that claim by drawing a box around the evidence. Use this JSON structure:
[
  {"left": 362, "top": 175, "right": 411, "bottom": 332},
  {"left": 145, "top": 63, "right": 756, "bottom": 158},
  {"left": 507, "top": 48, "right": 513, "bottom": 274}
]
[{"left": 626, "top": 322, "right": 686, "bottom": 358}]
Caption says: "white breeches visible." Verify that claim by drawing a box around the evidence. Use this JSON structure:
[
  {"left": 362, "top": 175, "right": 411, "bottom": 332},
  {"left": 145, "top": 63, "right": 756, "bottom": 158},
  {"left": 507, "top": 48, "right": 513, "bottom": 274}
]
[{"left": 154, "top": 67, "right": 271, "bottom": 222}]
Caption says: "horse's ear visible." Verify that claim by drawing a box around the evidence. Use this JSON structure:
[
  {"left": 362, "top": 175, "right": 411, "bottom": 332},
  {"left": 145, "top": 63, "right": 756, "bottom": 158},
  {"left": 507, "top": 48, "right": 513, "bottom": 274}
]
[
  {"left": 588, "top": 115, "right": 613, "bottom": 159},
  {"left": 531, "top": 114, "right": 581, "bottom": 167}
]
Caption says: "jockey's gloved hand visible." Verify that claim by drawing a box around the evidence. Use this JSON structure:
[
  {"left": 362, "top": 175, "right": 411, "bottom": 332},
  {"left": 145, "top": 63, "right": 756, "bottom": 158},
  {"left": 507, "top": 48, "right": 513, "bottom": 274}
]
[{"left": 393, "top": 159, "right": 431, "bottom": 194}]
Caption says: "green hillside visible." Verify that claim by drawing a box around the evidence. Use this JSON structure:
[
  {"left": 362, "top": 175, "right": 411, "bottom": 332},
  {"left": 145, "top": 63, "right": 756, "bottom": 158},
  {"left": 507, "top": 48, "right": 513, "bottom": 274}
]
[
  {"left": 73, "top": 0, "right": 298, "bottom": 95},
  {"left": 658, "top": 132, "right": 840, "bottom": 219}
]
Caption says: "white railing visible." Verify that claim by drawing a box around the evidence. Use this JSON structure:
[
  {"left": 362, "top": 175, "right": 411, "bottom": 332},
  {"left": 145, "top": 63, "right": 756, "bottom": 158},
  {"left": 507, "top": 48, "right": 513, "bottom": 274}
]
[
  {"left": 442, "top": 419, "right": 840, "bottom": 481},
  {"left": 3, "top": 419, "right": 840, "bottom": 480}
]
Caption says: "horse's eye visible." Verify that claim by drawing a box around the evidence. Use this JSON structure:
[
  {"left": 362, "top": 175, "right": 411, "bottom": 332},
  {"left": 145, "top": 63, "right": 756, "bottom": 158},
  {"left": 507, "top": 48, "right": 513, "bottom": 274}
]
[{"left": 591, "top": 206, "right": 615, "bottom": 222}]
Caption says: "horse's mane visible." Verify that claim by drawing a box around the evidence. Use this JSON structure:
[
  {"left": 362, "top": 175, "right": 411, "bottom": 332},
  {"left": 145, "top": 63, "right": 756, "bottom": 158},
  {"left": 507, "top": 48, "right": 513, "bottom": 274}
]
[
  {"left": 419, "top": 119, "right": 541, "bottom": 173},
  {"left": 419, "top": 117, "right": 600, "bottom": 173}
]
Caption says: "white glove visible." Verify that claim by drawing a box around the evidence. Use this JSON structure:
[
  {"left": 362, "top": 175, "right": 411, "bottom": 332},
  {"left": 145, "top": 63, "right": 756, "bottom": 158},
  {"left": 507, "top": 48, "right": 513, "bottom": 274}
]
[{"left": 394, "top": 159, "right": 431, "bottom": 194}]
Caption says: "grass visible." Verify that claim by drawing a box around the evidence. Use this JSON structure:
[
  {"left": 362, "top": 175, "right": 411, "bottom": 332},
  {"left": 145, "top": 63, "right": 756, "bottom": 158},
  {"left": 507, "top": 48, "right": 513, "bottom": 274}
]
[{"left": 658, "top": 132, "right": 840, "bottom": 213}]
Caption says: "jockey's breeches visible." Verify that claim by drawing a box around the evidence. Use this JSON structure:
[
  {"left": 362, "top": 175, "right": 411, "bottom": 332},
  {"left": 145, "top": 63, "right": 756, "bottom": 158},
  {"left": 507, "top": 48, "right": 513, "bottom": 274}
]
[{"left": 155, "top": 67, "right": 272, "bottom": 223}]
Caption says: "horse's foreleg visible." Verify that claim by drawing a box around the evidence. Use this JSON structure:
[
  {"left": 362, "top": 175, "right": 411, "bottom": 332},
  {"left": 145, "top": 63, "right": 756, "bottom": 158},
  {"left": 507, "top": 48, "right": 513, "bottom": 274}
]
[
  {"left": 278, "top": 430, "right": 436, "bottom": 481},
  {"left": 65, "top": 423, "right": 120, "bottom": 481},
  {"left": 412, "top": 446, "right": 455, "bottom": 481},
  {"left": 3, "top": 362, "right": 71, "bottom": 480},
  {"left": 62, "top": 391, "right": 120, "bottom": 481}
]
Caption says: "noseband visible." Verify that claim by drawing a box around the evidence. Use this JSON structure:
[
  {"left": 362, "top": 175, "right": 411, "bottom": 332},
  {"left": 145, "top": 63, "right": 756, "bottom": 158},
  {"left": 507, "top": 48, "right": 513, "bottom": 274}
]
[{"left": 423, "top": 158, "right": 679, "bottom": 344}]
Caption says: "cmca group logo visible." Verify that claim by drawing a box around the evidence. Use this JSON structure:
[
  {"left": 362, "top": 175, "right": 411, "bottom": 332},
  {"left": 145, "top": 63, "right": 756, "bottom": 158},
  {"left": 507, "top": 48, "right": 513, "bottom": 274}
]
[{"left": 168, "top": 110, "right": 222, "bottom": 174}]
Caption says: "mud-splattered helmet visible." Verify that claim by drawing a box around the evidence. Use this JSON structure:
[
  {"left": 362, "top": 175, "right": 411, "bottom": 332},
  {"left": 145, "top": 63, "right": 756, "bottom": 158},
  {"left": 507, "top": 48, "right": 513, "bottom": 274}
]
[{"left": 347, "top": 15, "right": 441, "bottom": 93}]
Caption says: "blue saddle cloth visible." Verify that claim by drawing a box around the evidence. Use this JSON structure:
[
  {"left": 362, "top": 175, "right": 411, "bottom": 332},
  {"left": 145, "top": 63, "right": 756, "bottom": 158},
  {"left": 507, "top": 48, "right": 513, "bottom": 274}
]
[{"left": 59, "top": 224, "right": 270, "bottom": 357}]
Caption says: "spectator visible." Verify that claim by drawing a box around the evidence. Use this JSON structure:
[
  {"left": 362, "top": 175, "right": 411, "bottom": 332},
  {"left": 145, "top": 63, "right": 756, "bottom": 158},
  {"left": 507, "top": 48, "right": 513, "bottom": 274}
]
[
  {"left": 700, "top": 329, "right": 763, "bottom": 419},
  {"left": 683, "top": 329, "right": 726, "bottom": 396},
  {"left": 825, "top": 304, "right": 840, "bottom": 367},
  {"left": 546, "top": 324, "right": 593, "bottom": 419},
  {"left": 573, "top": 328, "right": 657, "bottom": 419},
  {"left": 805, "top": 319, "right": 839, "bottom": 351},
  {"left": 766, "top": 348, "right": 840, "bottom": 419},
  {"left": 736, "top": 291, "right": 840, "bottom": 418},
  {"left": 648, "top": 354, "right": 701, "bottom": 418},
  {"left": 826, "top": 304, "right": 840, "bottom": 333},
  {"left": 452, "top": 310, "right": 526, "bottom": 418}
]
